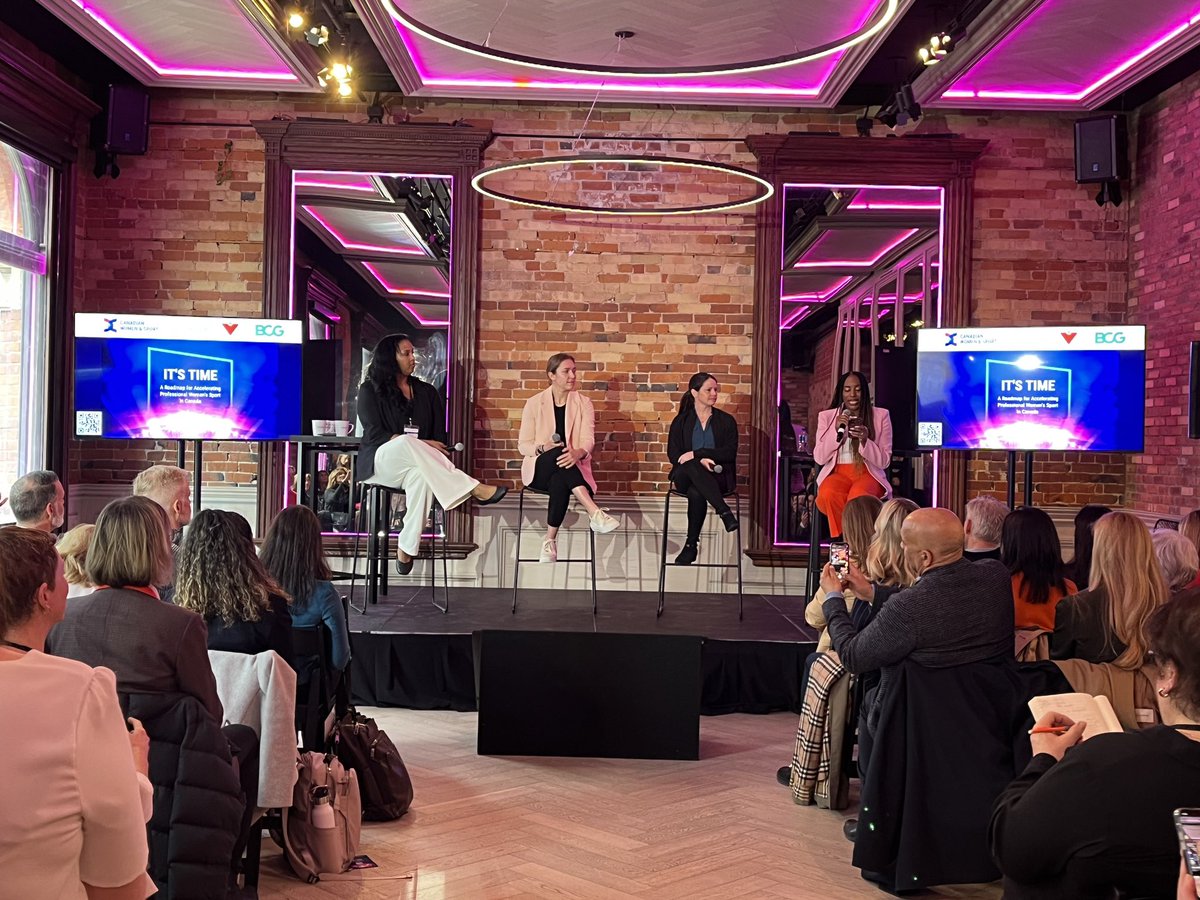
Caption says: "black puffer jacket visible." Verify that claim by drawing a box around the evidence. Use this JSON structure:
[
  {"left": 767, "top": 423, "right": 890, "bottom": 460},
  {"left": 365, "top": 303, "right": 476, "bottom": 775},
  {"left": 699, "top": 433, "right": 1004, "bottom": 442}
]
[{"left": 119, "top": 692, "right": 244, "bottom": 899}]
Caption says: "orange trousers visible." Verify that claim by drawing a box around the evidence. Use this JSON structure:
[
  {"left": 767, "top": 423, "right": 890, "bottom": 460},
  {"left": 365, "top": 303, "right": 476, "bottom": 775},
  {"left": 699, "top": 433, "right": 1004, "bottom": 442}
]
[{"left": 816, "top": 463, "right": 886, "bottom": 537}]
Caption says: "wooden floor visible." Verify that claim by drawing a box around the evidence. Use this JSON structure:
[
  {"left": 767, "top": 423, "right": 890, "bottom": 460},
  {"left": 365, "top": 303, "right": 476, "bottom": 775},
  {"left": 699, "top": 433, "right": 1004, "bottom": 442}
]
[{"left": 255, "top": 709, "right": 1002, "bottom": 900}]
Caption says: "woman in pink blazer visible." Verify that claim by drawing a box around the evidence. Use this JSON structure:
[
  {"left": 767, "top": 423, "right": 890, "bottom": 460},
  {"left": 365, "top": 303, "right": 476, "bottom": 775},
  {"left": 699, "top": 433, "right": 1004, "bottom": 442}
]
[
  {"left": 813, "top": 370, "right": 893, "bottom": 537},
  {"left": 518, "top": 354, "right": 620, "bottom": 563}
]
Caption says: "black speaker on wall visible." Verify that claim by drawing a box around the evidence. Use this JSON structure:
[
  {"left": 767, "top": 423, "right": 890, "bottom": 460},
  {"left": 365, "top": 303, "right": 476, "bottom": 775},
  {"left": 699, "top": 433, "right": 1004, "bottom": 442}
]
[
  {"left": 99, "top": 84, "right": 150, "bottom": 155},
  {"left": 874, "top": 340, "right": 918, "bottom": 452},
  {"left": 1189, "top": 342, "right": 1200, "bottom": 440},
  {"left": 1074, "top": 114, "right": 1127, "bottom": 184}
]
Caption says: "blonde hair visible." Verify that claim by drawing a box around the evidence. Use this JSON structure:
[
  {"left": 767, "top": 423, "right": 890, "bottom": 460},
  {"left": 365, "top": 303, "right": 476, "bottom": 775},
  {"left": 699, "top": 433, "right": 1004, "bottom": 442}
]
[
  {"left": 87, "top": 496, "right": 174, "bottom": 589},
  {"left": 1090, "top": 511, "right": 1169, "bottom": 669},
  {"left": 132, "top": 465, "right": 188, "bottom": 504},
  {"left": 865, "top": 497, "right": 920, "bottom": 586},
  {"left": 1179, "top": 509, "right": 1200, "bottom": 556},
  {"left": 56, "top": 524, "right": 96, "bottom": 587},
  {"left": 842, "top": 495, "right": 883, "bottom": 568}
]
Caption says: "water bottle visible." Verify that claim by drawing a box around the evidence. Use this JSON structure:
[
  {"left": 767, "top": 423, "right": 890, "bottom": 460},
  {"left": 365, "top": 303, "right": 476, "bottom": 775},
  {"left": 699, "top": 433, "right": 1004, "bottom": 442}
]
[{"left": 311, "top": 786, "right": 335, "bottom": 829}]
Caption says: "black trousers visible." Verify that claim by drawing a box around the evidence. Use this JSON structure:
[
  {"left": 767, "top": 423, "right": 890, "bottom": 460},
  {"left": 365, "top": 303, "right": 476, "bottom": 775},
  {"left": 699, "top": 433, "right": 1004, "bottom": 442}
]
[
  {"left": 530, "top": 448, "right": 590, "bottom": 527},
  {"left": 671, "top": 459, "right": 731, "bottom": 542}
]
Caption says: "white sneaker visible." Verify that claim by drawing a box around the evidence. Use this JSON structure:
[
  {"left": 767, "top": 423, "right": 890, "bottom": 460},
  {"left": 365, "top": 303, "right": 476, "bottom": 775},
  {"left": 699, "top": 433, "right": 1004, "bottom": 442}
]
[
  {"left": 589, "top": 508, "right": 620, "bottom": 534},
  {"left": 539, "top": 539, "right": 558, "bottom": 563}
]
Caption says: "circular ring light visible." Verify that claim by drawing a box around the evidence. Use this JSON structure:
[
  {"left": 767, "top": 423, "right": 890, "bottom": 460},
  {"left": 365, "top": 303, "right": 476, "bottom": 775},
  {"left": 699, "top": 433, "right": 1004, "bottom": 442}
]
[
  {"left": 470, "top": 155, "right": 774, "bottom": 217},
  {"left": 383, "top": 0, "right": 900, "bottom": 78}
]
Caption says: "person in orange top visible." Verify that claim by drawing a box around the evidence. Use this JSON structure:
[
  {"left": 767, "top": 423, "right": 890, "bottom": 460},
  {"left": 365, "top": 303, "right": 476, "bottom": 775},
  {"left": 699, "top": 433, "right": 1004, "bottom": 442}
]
[{"left": 1001, "top": 506, "right": 1077, "bottom": 631}]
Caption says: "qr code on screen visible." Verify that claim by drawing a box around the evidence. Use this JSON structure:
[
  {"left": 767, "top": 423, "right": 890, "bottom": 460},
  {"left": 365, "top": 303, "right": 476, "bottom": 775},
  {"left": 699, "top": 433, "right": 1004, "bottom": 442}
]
[
  {"left": 917, "top": 421, "right": 943, "bottom": 446},
  {"left": 76, "top": 411, "right": 103, "bottom": 436}
]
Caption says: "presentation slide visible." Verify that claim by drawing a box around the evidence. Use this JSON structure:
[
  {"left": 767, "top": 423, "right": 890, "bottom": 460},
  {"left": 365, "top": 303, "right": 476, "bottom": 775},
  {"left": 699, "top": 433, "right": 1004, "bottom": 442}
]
[
  {"left": 74, "top": 314, "right": 303, "bottom": 441},
  {"left": 915, "top": 326, "right": 1145, "bottom": 452}
]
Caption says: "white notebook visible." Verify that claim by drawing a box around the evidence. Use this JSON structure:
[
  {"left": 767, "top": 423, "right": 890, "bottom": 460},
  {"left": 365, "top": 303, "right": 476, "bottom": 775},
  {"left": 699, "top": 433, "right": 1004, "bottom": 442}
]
[{"left": 1028, "top": 692, "right": 1123, "bottom": 741}]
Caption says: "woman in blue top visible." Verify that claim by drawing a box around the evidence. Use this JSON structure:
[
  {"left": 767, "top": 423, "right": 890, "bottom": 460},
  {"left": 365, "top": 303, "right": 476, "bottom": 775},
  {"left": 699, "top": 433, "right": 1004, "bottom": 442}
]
[
  {"left": 665, "top": 372, "right": 740, "bottom": 565},
  {"left": 259, "top": 506, "right": 350, "bottom": 674}
]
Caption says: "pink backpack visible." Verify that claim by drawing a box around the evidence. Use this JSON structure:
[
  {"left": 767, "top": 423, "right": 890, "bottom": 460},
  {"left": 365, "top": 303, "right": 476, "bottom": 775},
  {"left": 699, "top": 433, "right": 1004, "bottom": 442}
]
[{"left": 281, "top": 751, "right": 362, "bottom": 883}]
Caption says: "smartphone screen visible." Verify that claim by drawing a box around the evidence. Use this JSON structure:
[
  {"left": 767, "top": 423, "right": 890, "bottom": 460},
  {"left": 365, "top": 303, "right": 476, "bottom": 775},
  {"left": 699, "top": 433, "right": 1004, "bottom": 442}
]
[
  {"left": 830, "top": 541, "right": 850, "bottom": 575},
  {"left": 1179, "top": 809, "right": 1200, "bottom": 876}
]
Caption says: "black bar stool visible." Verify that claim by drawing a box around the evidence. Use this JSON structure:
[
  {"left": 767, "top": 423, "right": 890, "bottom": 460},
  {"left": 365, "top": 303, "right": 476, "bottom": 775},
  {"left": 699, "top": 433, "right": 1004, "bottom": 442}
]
[
  {"left": 658, "top": 488, "right": 743, "bottom": 620},
  {"left": 511, "top": 485, "right": 597, "bottom": 615},
  {"left": 349, "top": 482, "right": 450, "bottom": 614}
]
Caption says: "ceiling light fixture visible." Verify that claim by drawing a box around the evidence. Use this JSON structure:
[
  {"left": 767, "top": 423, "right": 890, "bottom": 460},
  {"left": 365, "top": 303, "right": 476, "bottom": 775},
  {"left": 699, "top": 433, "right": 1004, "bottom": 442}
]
[
  {"left": 471, "top": 154, "right": 774, "bottom": 217},
  {"left": 305, "top": 24, "right": 329, "bottom": 47},
  {"left": 382, "top": 0, "right": 901, "bottom": 78},
  {"left": 287, "top": 9, "right": 305, "bottom": 30},
  {"left": 919, "top": 32, "right": 951, "bottom": 65},
  {"left": 337, "top": 80, "right": 353, "bottom": 97}
]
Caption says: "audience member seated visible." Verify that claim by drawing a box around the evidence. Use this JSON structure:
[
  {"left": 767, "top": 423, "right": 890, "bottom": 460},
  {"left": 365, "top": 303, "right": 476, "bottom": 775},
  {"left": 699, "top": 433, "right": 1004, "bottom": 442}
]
[
  {"left": 1003, "top": 506, "right": 1077, "bottom": 632},
  {"left": 46, "top": 495, "right": 259, "bottom": 893},
  {"left": 821, "top": 507, "right": 1014, "bottom": 792},
  {"left": 0, "top": 527, "right": 154, "bottom": 900},
  {"left": 56, "top": 523, "right": 96, "bottom": 598},
  {"left": 131, "top": 464, "right": 192, "bottom": 602},
  {"left": 8, "top": 469, "right": 65, "bottom": 533},
  {"left": 963, "top": 495, "right": 1008, "bottom": 561},
  {"left": 813, "top": 371, "right": 892, "bottom": 538},
  {"left": 805, "top": 494, "right": 882, "bottom": 651},
  {"left": 260, "top": 505, "right": 350, "bottom": 675},
  {"left": 1052, "top": 511, "right": 1168, "bottom": 669},
  {"left": 176, "top": 509, "right": 294, "bottom": 670},
  {"left": 1063, "top": 503, "right": 1112, "bottom": 589},
  {"left": 323, "top": 453, "right": 354, "bottom": 532},
  {"left": 820, "top": 509, "right": 1021, "bottom": 890},
  {"left": 990, "top": 598, "right": 1200, "bottom": 898},
  {"left": 1154, "top": 528, "right": 1200, "bottom": 597},
  {"left": 862, "top": 497, "right": 919, "bottom": 588}
]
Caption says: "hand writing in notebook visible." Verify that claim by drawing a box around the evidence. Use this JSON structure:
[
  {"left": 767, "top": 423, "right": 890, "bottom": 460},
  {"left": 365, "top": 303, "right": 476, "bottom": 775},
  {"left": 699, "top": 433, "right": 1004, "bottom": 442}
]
[{"left": 1028, "top": 711, "right": 1087, "bottom": 760}]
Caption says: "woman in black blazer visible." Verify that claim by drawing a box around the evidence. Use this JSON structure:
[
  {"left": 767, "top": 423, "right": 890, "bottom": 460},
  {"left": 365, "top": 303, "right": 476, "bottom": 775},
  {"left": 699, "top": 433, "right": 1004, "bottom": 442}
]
[{"left": 666, "top": 372, "right": 739, "bottom": 565}]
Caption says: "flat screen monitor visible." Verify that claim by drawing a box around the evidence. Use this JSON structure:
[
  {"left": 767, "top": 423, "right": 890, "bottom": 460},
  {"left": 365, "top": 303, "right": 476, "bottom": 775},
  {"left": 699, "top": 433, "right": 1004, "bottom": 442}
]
[
  {"left": 915, "top": 325, "right": 1146, "bottom": 452},
  {"left": 74, "top": 313, "right": 303, "bottom": 441}
]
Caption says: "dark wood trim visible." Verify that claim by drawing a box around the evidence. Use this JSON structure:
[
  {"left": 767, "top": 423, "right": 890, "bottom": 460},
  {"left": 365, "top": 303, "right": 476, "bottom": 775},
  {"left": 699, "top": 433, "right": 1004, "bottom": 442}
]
[
  {"left": 252, "top": 121, "right": 494, "bottom": 542},
  {"left": 745, "top": 133, "right": 989, "bottom": 566}
]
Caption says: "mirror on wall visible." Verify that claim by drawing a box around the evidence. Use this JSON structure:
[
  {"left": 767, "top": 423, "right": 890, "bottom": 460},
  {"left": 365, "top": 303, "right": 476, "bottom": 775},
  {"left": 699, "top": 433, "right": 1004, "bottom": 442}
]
[
  {"left": 775, "top": 184, "right": 943, "bottom": 546},
  {"left": 288, "top": 169, "right": 454, "bottom": 537}
]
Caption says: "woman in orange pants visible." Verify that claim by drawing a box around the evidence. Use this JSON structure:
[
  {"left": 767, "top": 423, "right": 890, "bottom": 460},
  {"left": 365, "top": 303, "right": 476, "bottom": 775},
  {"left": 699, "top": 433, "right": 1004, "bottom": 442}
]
[{"left": 813, "top": 371, "right": 893, "bottom": 537}]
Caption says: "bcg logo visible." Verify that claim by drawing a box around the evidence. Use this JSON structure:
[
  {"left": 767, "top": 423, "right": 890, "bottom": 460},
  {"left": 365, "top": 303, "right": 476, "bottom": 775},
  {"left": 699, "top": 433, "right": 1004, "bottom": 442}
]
[
  {"left": 1094, "top": 331, "right": 1126, "bottom": 344},
  {"left": 254, "top": 324, "right": 286, "bottom": 337}
]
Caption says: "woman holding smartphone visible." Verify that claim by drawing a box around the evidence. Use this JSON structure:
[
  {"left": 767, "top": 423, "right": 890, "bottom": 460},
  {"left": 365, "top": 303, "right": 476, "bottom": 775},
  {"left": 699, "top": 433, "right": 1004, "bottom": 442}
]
[{"left": 813, "top": 371, "right": 893, "bottom": 538}]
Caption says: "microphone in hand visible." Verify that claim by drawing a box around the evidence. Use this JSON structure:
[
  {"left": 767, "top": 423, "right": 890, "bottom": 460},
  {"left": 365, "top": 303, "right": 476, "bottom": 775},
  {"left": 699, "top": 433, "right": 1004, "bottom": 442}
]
[
  {"left": 450, "top": 441, "right": 465, "bottom": 452},
  {"left": 836, "top": 421, "right": 847, "bottom": 443},
  {"left": 551, "top": 432, "right": 562, "bottom": 445},
  {"left": 712, "top": 463, "right": 723, "bottom": 474}
]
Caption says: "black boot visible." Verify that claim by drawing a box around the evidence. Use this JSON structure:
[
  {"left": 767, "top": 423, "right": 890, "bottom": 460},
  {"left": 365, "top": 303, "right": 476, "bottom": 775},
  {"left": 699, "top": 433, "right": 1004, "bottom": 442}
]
[
  {"left": 719, "top": 509, "right": 739, "bottom": 532},
  {"left": 675, "top": 540, "right": 698, "bottom": 565}
]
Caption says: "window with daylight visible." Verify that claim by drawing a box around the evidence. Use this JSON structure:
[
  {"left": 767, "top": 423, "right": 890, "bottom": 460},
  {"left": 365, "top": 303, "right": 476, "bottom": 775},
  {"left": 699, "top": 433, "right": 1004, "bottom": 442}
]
[{"left": 0, "top": 139, "right": 52, "bottom": 499}]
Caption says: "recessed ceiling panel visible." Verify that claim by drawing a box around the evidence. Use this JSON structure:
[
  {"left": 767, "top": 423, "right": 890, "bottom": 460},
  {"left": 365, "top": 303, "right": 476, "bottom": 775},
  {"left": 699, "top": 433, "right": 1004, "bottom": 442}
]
[
  {"left": 847, "top": 186, "right": 942, "bottom": 210},
  {"left": 35, "top": 0, "right": 318, "bottom": 88},
  {"left": 295, "top": 172, "right": 389, "bottom": 199},
  {"left": 300, "top": 204, "right": 429, "bottom": 257},
  {"left": 793, "top": 227, "right": 919, "bottom": 268},
  {"left": 358, "top": 259, "right": 450, "bottom": 297},
  {"left": 781, "top": 271, "right": 855, "bottom": 301}
]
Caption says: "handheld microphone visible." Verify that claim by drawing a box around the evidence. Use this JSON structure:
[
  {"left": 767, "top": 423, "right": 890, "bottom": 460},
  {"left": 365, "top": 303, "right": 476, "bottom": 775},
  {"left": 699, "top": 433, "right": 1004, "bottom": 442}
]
[
  {"left": 451, "top": 441, "right": 465, "bottom": 452},
  {"left": 551, "top": 432, "right": 562, "bottom": 445},
  {"left": 835, "top": 407, "right": 847, "bottom": 443},
  {"left": 713, "top": 464, "right": 723, "bottom": 474}
]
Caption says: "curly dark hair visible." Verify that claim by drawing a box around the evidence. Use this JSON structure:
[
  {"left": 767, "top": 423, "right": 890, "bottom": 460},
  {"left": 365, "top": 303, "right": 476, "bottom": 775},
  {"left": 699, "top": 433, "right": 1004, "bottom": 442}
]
[
  {"left": 260, "top": 505, "right": 332, "bottom": 609},
  {"left": 175, "top": 509, "right": 280, "bottom": 625},
  {"left": 366, "top": 333, "right": 413, "bottom": 406}
]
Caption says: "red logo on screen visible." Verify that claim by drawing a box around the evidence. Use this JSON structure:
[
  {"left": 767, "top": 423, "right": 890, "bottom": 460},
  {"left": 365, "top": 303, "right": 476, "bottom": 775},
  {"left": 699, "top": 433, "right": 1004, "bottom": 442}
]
[
  {"left": 1061, "top": 332, "right": 1077, "bottom": 344},
  {"left": 222, "top": 323, "right": 238, "bottom": 334}
]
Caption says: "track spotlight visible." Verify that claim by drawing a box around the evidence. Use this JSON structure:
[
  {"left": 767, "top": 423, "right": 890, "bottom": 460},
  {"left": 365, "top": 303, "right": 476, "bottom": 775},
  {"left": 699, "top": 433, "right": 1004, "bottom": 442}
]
[
  {"left": 331, "top": 61, "right": 350, "bottom": 81},
  {"left": 305, "top": 24, "right": 329, "bottom": 47},
  {"left": 877, "top": 109, "right": 898, "bottom": 129},
  {"left": 287, "top": 9, "right": 305, "bottom": 29},
  {"left": 918, "top": 32, "right": 952, "bottom": 65},
  {"left": 855, "top": 116, "right": 874, "bottom": 137},
  {"left": 895, "top": 84, "right": 921, "bottom": 125},
  {"left": 337, "top": 81, "right": 353, "bottom": 98}
]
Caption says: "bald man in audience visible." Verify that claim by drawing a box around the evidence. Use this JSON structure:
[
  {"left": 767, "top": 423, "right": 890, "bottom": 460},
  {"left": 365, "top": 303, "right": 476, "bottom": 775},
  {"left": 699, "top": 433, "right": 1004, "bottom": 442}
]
[
  {"left": 132, "top": 465, "right": 192, "bottom": 602},
  {"left": 819, "top": 507, "right": 1014, "bottom": 778},
  {"left": 8, "top": 470, "right": 65, "bottom": 533}
]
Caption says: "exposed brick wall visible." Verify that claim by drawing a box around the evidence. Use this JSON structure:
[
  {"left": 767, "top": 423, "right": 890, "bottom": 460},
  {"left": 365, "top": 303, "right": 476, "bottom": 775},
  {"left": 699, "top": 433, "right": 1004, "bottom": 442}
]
[
  {"left": 56, "top": 89, "right": 1133, "bottom": 510},
  {"left": 1126, "top": 70, "right": 1200, "bottom": 516}
]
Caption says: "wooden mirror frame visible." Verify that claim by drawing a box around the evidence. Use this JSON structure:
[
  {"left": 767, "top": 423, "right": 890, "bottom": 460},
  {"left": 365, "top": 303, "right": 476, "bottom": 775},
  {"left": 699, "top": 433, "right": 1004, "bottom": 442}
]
[
  {"left": 254, "top": 120, "right": 494, "bottom": 550},
  {"left": 744, "top": 133, "right": 988, "bottom": 566}
]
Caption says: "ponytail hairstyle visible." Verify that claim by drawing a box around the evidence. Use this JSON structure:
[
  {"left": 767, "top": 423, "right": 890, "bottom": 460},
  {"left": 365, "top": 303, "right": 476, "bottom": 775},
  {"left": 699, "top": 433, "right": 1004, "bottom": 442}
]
[{"left": 679, "top": 372, "right": 716, "bottom": 415}]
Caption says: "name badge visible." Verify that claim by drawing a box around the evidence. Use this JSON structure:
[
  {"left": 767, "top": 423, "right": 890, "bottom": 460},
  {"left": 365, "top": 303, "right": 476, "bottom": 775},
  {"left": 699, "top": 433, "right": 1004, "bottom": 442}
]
[{"left": 403, "top": 425, "right": 420, "bottom": 436}]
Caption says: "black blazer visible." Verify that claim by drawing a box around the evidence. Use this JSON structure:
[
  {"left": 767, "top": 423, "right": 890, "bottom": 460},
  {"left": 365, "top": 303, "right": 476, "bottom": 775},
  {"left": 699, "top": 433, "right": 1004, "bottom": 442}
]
[
  {"left": 667, "top": 406, "right": 739, "bottom": 494},
  {"left": 1050, "top": 587, "right": 1125, "bottom": 664},
  {"left": 47, "top": 586, "right": 223, "bottom": 723},
  {"left": 204, "top": 593, "right": 295, "bottom": 671},
  {"left": 356, "top": 376, "right": 447, "bottom": 480}
]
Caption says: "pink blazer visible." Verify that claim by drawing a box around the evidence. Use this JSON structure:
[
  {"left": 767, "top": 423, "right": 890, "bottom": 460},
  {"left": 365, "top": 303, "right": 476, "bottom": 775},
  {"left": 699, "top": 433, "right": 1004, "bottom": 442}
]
[
  {"left": 517, "top": 388, "right": 597, "bottom": 492},
  {"left": 812, "top": 406, "right": 893, "bottom": 497}
]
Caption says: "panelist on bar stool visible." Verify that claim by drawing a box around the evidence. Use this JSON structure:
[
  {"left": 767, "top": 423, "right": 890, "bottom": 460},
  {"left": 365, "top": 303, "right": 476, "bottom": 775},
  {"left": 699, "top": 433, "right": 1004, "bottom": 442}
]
[
  {"left": 660, "top": 372, "right": 742, "bottom": 617},
  {"left": 356, "top": 334, "right": 506, "bottom": 578}
]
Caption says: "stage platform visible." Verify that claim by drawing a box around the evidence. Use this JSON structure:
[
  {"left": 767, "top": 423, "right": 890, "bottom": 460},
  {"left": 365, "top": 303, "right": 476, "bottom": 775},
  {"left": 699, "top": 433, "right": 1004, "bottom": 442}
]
[{"left": 345, "top": 585, "right": 818, "bottom": 716}]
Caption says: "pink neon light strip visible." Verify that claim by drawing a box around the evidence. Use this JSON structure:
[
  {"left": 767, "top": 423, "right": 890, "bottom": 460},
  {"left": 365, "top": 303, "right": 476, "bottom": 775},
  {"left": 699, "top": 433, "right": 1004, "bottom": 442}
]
[
  {"left": 295, "top": 176, "right": 380, "bottom": 194},
  {"left": 301, "top": 206, "right": 426, "bottom": 256},
  {"left": 945, "top": 11, "right": 1200, "bottom": 102},
  {"left": 361, "top": 261, "right": 451, "bottom": 298},
  {"left": 792, "top": 228, "right": 920, "bottom": 268},
  {"left": 781, "top": 276, "right": 854, "bottom": 303},
  {"left": 69, "top": 0, "right": 297, "bottom": 81},
  {"left": 400, "top": 302, "right": 449, "bottom": 327},
  {"left": 847, "top": 201, "right": 943, "bottom": 210}
]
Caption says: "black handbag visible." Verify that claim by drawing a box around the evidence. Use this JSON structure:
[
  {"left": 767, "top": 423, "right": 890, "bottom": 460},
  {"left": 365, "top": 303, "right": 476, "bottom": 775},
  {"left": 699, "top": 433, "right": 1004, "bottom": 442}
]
[{"left": 332, "top": 709, "right": 414, "bottom": 821}]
